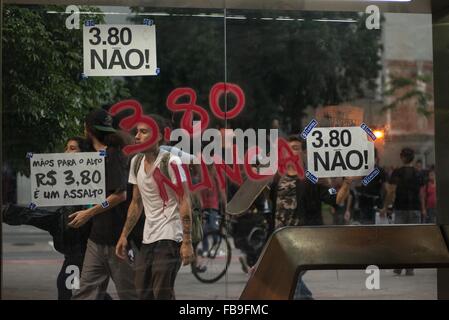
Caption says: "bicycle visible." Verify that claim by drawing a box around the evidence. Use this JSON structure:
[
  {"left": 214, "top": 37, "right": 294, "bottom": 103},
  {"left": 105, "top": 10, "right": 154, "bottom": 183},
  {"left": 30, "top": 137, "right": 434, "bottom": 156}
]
[
  {"left": 190, "top": 200, "right": 271, "bottom": 283},
  {"left": 190, "top": 211, "right": 232, "bottom": 284},
  {"left": 229, "top": 203, "right": 271, "bottom": 270}
]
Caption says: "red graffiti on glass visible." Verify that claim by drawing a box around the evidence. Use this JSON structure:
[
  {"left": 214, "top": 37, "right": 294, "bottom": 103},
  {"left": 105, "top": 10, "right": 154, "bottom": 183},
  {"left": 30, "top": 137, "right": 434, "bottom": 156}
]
[
  {"left": 153, "top": 162, "right": 184, "bottom": 204},
  {"left": 213, "top": 144, "right": 244, "bottom": 189},
  {"left": 209, "top": 82, "right": 245, "bottom": 120},
  {"left": 166, "top": 88, "right": 210, "bottom": 136},
  {"left": 109, "top": 83, "right": 304, "bottom": 200},
  {"left": 109, "top": 100, "right": 159, "bottom": 155},
  {"left": 181, "top": 160, "right": 213, "bottom": 193},
  {"left": 277, "top": 137, "right": 305, "bottom": 178},
  {"left": 244, "top": 146, "right": 269, "bottom": 181}
]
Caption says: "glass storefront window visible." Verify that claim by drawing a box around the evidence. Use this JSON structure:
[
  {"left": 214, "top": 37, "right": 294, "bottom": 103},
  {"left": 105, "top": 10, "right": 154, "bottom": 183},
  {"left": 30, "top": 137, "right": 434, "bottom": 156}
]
[{"left": 2, "top": 0, "right": 447, "bottom": 301}]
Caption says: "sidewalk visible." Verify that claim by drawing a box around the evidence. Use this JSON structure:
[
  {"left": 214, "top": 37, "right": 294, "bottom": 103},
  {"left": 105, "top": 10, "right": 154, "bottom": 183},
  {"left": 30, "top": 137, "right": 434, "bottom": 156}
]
[{"left": 1, "top": 225, "right": 437, "bottom": 300}]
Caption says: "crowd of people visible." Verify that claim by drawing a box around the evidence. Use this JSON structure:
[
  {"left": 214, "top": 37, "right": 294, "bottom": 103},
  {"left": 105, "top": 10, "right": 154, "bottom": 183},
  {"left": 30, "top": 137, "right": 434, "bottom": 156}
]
[
  {"left": 3, "top": 109, "right": 195, "bottom": 300},
  {"left": 1, "top": 107, "right": 437, "bottom": 300},
  {"left": 231, "top": 136, "right": 437, "bottom": 298},
  {"left": 331, "top": 148, "right": 436, "bottom": 227}
]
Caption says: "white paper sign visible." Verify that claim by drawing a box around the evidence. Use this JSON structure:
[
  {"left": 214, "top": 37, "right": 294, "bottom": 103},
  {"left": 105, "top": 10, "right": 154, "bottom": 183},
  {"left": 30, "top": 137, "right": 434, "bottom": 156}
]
[
  {"left": 83, "top": 24, "right": 157, "bottom": 76},
  {"left": 30, "top": 152, "right": 106, "bottom": 206},
  {"left": 306, "top": 127, "right": 375, "bottom": 178}
]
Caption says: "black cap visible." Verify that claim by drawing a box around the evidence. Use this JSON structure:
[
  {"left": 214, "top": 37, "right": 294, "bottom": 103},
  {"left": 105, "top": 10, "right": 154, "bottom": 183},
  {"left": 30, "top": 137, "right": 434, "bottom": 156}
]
[{"left": 86, "top": 109, "right": 116, "bottom": 133}]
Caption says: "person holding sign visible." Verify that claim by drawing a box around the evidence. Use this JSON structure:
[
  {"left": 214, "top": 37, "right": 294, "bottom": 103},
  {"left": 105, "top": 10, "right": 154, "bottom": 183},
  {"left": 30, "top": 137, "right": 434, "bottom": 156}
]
[
  {"left": 269, "top": 135, "right": 355, "bottom": 299},
  {"left": 2, "top": 136, "right": 114, "bottom": 300},
  {"left": 70, "top": 109, "right": 137, "bottom": 300},
  {"left": 115, "top": 115, "right": 194, "bottom": 300}
]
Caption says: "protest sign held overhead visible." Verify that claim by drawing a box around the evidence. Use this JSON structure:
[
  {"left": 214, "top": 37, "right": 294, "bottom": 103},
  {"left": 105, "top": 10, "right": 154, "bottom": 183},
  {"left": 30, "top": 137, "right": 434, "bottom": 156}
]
[
  {"left": 83, "top": 23, "right": 158, "bottom": 76},
  {"left": 306, "top": 126, "right": 375, "bottom": 178},
  {"left": 30, "top": 152, "right": 106, "bottom": 207}
]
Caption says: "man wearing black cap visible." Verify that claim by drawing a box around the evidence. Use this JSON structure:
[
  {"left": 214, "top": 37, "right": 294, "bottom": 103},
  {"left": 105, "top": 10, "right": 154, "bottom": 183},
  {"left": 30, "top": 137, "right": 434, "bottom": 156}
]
[{"left": 69, "top": 108, "right": 137, "bottom": 300}]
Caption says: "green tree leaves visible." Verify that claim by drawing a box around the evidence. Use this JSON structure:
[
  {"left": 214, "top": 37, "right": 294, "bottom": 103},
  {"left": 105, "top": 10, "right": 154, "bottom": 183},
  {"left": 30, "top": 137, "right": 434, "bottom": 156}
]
[
  {"left": 125, "top": 9, "right": 381, "bottom": 133},
  {"left": 3, "top": 5, "right": 130, "bottom": 174},
  {"left": 383, "top": 74, "right": 433, "bottom": 117}
]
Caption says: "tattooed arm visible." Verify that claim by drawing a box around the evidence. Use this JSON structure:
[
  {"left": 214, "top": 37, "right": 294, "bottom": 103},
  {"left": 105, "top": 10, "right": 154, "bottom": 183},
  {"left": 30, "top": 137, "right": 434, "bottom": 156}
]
[
  {"left": 179, "top": 184, "right": 194, "bottom": 266},
  {"left": 116, "top": 184, "right": 143, "bottom": 260}
]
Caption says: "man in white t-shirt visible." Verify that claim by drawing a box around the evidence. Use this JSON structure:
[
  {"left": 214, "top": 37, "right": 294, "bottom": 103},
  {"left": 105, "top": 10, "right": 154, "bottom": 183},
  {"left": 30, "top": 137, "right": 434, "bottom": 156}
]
[{"left": 115, "top": 115, "right": 194, "bottom": 300}]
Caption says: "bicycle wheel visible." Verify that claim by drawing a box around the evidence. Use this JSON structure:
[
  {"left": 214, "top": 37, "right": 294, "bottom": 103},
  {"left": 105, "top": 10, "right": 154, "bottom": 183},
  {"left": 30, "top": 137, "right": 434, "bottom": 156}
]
[{"left": 191, "top": 231, "right": 232, "bottom": 283}]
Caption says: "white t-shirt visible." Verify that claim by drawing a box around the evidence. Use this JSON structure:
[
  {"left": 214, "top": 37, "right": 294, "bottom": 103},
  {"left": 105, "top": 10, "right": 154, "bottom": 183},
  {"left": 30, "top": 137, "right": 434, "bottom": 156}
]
[{"left": 129, "top": 149, "right": 187, "bottom": 244}]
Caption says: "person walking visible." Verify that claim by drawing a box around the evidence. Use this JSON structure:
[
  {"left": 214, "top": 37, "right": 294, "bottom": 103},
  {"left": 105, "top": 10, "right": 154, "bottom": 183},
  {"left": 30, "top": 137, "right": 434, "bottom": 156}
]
[
  {"left": 70, "top": 109, "right": 137, "bottom": 299},
  {"left": 381, "top": 148, "right": 425, "bottom": 276},
  {"left": 115, "top": 115, "right": 194, "bottom": 300}
]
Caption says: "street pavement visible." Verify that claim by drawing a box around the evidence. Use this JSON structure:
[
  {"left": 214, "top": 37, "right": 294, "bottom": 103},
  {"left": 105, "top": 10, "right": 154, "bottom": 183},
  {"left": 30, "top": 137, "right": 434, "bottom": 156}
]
[{"left": 1, "top": 224, "right": 437, "bottom": 300}]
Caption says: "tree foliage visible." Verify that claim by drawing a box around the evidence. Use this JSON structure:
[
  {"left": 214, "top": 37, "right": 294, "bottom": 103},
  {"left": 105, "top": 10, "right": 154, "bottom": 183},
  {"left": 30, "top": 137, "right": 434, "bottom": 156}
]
[
  {"left": 125, "top": 9, "right": 382, "bottom": 133},
  {"left": 2, "top": 5, "right": 130, "bottom": 174},
  {"left": 2, "top": 6, "right": 383, "bottom": 174},
  {"left": 383, "top": 74, "right": 433, "bottom": 117},
  {"left": 125, "top": 7, "right": 225, "bottom": 126},
  {"left": 226, "top": 10, "right": 382, "bottom": 132}
]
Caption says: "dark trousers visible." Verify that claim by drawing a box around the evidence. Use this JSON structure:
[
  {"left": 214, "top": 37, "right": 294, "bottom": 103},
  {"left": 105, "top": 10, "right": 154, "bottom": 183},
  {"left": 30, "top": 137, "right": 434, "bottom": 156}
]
[
  {"left": 202, "top": 209, "right": 220, "bottom": 252},
  {"left": 57, "top": 254, "right": 84, "bottom": 300},
  {"left": 57, "top": 254, "right": 114, "bottom": 300},
  {"left": 3, "top": 205, "right": 116, "bottom": 300},
  {"left": 72, "top": 240, "right": 137, "bottom": 300},
  {"left": 359, "top": 207, "right": 376, "bottom": 225},
  {"left": 333, "top": 209, "right": 346, "bottom": 225},
  {"left": 135, "top": 240, "right": 182, "bottom": 300}
]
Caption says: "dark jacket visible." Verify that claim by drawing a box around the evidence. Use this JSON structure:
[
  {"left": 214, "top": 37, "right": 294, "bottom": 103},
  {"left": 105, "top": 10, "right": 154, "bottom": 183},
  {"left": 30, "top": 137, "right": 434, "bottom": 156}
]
[{"left": 3, "top": 204, "right": 90, "bottom": 256}]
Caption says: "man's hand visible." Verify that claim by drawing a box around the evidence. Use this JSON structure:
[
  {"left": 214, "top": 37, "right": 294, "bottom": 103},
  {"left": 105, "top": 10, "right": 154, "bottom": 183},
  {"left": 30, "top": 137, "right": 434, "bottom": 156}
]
[
  {"left": 180, "top": 242, "right": 194, "bottom": 266},
  {"left": 344, "top": 210, "right": 351, "bottom": 223},
  {"left": 68, "top": 209, "right": 92, "bottom": 228},
  {"left": 115, "top": 235, "right": 128, "bottom": 260}
]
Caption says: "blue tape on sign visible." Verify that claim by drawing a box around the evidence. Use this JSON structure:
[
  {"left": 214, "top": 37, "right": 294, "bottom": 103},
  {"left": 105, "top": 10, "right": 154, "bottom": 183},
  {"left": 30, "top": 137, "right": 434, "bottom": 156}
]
[
  {"left": 143, "top": 18, "right": 154, "bottom": 26},
  {"left": 156, "top": 68, "right": 160, "bottom": 75},
  {"left": 328, "top": 188, "right": 337, "bottom": 195},
  {"left": 300, "top": 119, "right": 318, "bottom": 140},
  {"left": 84, "top": 20, "right": 95, "bottom": 27},
  {"left": 26, "top": 152, "right": 33, "bottom": 159},
  {"left": 360, "top": 123, "right": 377, "bottom": 141},
  {"left": 362, "top": 167, "right": 380, "bottom": 186},
  {"left": 305, "top": 171, "right": 318, "bottom": 184},
  {"left": 28, "top": 203, "right": 37, "bottom": 210},
  {"left": 80, "top": 73, "right": 88, "bottom": 80},
  {"left": 101, "top": 201, "right": 110, "bottom": 209},
  {"left": 99, "top": 150, "right": 107, "bottom": 157}
]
